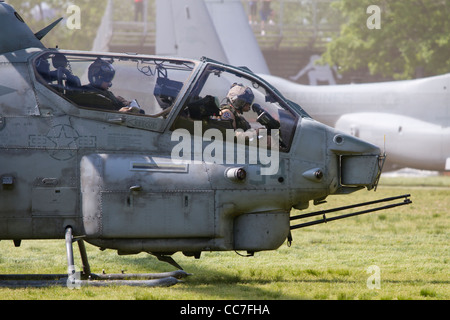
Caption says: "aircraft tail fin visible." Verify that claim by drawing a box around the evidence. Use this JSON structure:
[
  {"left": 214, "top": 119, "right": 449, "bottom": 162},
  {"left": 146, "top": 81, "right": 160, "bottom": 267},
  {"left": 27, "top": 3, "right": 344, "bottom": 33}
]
[
  {"left": 155, "top": 0, "right": 228, "bottom": 62},
  {"left": 155, "top": 0, "right": 270, "bottom": 74},
  {"left": 204, "top": 0, "right": 270, "bottom": 74}
]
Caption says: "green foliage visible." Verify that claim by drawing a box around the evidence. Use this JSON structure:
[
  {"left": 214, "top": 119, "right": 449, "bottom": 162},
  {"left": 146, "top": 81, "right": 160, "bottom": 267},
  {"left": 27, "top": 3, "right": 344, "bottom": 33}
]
[
  {"left": 322, "top": 0, "right": 450, "bottom": 79},
  {"left": 5, "top": 0, "right": 107, "bottom": 50}
]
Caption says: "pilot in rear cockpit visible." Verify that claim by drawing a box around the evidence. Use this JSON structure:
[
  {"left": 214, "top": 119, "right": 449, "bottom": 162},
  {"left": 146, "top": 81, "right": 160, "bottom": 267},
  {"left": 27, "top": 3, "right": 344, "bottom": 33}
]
[
  {"left": 84, "top": 58, "right": 143, "bottom": 114},
  {"left": 37, "top": 56, "right": 143, "bottom": 114}
]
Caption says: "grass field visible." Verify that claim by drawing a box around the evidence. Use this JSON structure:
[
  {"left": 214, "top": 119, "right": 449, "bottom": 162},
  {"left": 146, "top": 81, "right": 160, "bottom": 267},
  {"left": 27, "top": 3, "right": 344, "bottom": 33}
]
[{"left": 0, "top": 175, "right": 448, "bottom": 300}]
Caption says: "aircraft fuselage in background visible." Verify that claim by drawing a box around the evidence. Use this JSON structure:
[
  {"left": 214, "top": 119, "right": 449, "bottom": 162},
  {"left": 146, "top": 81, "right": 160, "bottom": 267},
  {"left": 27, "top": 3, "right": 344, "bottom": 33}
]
[{"left": 263, "top": 74, "right": 450, "bottom": 171}]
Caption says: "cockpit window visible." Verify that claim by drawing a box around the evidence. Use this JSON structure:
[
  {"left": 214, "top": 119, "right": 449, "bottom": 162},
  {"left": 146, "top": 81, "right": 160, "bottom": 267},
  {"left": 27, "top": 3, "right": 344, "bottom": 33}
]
[
  {"left": 34, "top": 52, "right": 195, "bottom": 118},
  {"left": 171, "top": 65, "right": 298, "bottom": 152}
]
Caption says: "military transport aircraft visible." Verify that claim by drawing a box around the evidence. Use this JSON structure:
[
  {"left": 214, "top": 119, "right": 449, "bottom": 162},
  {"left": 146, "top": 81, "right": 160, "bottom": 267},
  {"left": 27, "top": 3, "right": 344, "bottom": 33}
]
[
  {"left": 155, "top": 0, "right": 450, "bottom": 172},
  {"left": 0, "top": 2, "right": 410, "bottom": 287}
]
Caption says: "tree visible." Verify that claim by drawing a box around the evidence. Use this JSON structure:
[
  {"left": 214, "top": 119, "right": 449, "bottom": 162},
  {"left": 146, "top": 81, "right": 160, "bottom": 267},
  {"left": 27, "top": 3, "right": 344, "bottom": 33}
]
[{"left": 321, "top": 0, "right": 450, "bottom": 79}]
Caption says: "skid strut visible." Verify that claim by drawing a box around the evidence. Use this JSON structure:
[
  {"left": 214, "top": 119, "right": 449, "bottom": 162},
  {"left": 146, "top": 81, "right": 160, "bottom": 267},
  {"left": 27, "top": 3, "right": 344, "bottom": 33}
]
[
  {"left": 0, "top": 228, "right": 190, "bottom": 288},
  {"left": 65, "top": 227, "right": 190, "bottom": 287},
  {"left": 290, "top": 194, "right": 412, "bottom": 230}
]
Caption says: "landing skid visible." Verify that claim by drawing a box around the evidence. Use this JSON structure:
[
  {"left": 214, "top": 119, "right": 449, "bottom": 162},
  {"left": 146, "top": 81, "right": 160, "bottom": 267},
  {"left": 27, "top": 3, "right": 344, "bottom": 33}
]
[{"left": 0, "top": 227, "right": 190, "bottom": 288}]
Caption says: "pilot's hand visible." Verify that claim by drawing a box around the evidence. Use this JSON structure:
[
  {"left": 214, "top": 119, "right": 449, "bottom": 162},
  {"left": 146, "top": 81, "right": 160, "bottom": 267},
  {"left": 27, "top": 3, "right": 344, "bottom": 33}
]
[
  {"left": 119, "top": 106, "right": 140, "bottom": 113},
  {"left": 119, "top": 99, "right": 141, "bottom": 113}
]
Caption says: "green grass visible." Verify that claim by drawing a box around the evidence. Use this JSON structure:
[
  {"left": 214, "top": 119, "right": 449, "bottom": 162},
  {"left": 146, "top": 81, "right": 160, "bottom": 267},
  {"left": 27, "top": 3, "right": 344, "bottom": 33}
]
[{"left": 0, "top": 176, "right": 448, "bottom": 300}]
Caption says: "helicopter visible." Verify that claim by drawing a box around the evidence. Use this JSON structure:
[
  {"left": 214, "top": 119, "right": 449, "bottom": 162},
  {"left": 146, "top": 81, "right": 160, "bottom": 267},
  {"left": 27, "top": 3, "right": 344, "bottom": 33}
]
[{"left": 0, "top": 2, "right": 410, "bottom": 287}]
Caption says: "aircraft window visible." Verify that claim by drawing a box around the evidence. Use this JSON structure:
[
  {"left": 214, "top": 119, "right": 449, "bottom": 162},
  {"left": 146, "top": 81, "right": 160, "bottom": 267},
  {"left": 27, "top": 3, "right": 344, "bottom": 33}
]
[
  {"left": 171, "top": 65, "right": 298, "bottom": 152},
  {"left": 34, "top": 52, "right": 194, "bottom": 118}
]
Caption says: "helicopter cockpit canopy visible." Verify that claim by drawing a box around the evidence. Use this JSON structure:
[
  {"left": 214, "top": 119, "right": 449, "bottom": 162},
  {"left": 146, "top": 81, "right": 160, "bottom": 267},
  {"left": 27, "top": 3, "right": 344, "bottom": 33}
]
[
  {"left": 171, "top": 64, "right": 299, "bottom": 152},
  {"left": 34, "top": 52, "right": 300, "bottom": 152},
  {"left": 34, "top": 51, "right": 195, "bottom": 118}
]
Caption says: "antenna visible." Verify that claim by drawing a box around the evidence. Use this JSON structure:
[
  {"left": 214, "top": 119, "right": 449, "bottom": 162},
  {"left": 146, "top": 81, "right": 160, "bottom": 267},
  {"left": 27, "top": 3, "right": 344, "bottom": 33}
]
[{"left": 34, "top": 17, "right": 63, "bottom": 40}]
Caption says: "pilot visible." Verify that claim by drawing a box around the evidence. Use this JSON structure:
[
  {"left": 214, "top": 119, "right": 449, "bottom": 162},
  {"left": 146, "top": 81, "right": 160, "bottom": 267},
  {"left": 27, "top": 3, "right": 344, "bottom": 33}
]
[
  {"left": 85, "top": 58, "right": 142, "bottom": 113},
  {"left": 220, "top": 83, "right": 277, "bottom": 148},
  {"left": 219, "top": 83, "right": 254, "bottom": 131}
]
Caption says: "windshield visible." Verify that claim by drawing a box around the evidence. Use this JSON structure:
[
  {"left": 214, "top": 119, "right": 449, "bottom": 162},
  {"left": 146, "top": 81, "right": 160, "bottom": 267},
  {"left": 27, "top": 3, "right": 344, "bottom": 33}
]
[
  {"left": 34, "top": 52, "right": 195, "bottom": 117},
  {"left": 171, "top": 64, "right": 298, "bottom": 152}
]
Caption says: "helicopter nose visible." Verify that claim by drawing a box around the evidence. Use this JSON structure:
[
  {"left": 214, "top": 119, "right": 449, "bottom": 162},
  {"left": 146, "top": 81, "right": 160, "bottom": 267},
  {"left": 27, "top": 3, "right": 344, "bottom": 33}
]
[
  {"left": 328, "top": 130, "right": 384, "bottom": 192},
  {"left": 293, "top": 119, "right": 384, "bottom": 198}
]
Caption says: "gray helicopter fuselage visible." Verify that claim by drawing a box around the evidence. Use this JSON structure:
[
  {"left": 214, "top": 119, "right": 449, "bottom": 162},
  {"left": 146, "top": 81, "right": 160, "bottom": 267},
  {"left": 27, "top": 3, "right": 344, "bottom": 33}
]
[{"left": 0, "top": 46, "right": 381, "bottom": 256}]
